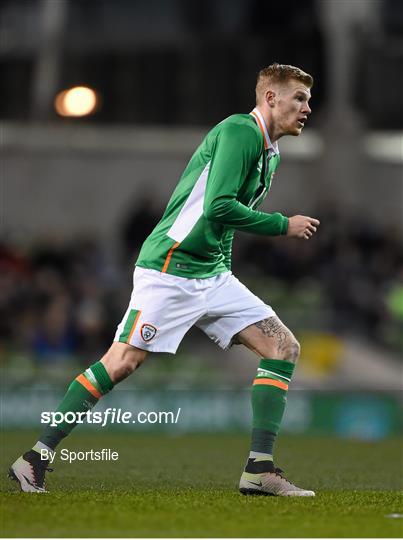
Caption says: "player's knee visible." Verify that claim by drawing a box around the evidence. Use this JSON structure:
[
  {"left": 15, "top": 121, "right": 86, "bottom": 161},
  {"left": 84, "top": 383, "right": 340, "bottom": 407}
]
[
  {"left": 281, "top": 336, "right": 300, "bottom": 364},
  {"left": 101, "top": 343, "right": 147, "bottom": 383},
  {"left": 260, "top": 335, "right": 300, "bottom": 363}
]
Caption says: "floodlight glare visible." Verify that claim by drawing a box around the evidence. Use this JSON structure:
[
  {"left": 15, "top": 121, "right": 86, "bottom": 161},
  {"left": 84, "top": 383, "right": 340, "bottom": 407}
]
[{"left": 55, "top": 86, "right": 98, "bottom": 117}]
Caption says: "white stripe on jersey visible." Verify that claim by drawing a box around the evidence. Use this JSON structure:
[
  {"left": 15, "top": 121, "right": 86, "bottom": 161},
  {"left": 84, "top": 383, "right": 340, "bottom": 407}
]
[{"left": 167, "top": 161, "right": 210, "bottom": 243}]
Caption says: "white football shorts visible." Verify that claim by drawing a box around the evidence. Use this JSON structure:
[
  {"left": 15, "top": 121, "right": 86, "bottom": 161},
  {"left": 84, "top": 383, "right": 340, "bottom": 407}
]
[{"left": 113, "top": 267, "right": 275, "bottom": 353}]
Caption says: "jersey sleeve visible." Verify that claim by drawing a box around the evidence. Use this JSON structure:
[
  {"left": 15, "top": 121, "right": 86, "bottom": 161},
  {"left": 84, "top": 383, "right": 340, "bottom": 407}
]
[{"left": 203, "top": 122, "right": 288, "bottom": 236}]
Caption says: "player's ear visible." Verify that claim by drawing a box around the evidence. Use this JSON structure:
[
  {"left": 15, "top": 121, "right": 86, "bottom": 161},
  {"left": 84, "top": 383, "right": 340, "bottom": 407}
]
[{"left": 265, "top": 89, "right": 276, "bottom": 107}]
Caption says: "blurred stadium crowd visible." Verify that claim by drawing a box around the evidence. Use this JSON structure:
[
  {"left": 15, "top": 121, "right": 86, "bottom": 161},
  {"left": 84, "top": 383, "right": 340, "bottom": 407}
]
[{"left": 1, "top": 202, "right": 402, "bottom": 367}]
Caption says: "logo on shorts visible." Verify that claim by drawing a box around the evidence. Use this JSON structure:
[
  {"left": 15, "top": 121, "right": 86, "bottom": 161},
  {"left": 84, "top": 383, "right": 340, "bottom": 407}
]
[{"left": 141, "top": 324, "right": 157, "bottom": 342}]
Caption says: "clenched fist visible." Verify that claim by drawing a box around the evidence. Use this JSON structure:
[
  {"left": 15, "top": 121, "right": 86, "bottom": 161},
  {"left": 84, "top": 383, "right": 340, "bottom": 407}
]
[{"left": 287, "top": 215, "right": 320, "bottom": 239}]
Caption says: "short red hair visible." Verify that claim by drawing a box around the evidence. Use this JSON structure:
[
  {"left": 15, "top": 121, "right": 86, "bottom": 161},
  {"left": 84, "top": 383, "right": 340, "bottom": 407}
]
[{"left": 256, "top": 63, "right": 313, "bottom": 105}]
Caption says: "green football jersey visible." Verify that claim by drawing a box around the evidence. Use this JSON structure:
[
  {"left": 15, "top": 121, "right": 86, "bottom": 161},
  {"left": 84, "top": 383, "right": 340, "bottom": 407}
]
[{"left": 136, "top": 108, "right": 289, "bottom": 278}]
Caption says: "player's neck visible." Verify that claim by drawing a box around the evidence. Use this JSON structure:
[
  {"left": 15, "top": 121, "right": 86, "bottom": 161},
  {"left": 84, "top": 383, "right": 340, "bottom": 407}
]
[{"left": 255, "top": 106, "right": 281, "bottom": 143}]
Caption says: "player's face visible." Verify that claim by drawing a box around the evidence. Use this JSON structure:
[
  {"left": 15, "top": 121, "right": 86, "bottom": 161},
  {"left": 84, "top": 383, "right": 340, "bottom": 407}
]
[{"left": 272, "top": 80, "right": 312, "bottom": 136}]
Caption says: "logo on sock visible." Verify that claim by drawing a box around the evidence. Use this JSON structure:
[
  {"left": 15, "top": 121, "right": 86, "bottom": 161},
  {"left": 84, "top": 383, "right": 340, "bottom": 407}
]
[{"left": 140, "top": 324, "right": 157, "bottom": 342}]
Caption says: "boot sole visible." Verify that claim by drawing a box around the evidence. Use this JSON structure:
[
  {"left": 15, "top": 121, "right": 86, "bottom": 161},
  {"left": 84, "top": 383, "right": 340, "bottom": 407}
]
[{"left": 239, "top": 487, "right": 274, "bottom": 496}]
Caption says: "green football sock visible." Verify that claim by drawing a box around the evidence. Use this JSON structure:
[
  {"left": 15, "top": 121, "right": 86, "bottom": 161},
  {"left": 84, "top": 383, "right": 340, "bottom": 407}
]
[
  {"left": 37, "top": 361, "right": 114, "bottom": 450},
  {"left": 246, "top": 359, "right": 294, "bottom": 470}
]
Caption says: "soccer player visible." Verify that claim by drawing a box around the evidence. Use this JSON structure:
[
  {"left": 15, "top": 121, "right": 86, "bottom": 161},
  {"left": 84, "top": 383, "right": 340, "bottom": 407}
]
[{"left": 10, "top": 63, "right": 319, "bottom": 495}]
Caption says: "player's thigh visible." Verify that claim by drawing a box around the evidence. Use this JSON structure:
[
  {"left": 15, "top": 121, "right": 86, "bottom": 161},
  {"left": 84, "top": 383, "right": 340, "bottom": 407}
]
[
  {"left": 196, "top": 273, "right": 274, "bottom": 350},
  {"left": 235, "top": 316, "right": 300, "bottom": 362}
]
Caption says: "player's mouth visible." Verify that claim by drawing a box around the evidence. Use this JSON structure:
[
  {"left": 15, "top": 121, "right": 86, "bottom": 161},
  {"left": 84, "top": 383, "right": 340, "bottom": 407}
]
[{"left": 297, "top": 117, "right": 307, "bottom": 128}]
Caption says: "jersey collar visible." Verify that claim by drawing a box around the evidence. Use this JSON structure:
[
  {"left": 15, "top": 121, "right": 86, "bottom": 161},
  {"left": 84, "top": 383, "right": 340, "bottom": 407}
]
[{"left": 250, "top": 107, "right": 279, "bottom": 157}]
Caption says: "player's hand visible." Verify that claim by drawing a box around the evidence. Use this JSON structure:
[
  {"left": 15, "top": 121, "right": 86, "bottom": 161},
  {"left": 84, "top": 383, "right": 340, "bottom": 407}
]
[{"left": 287, "top": 215, "right": 320, "bottom": 239}]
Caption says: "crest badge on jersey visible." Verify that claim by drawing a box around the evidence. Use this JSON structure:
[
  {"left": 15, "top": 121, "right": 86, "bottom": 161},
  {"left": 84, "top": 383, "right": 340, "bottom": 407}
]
[{"left": 141, "top": 323, "right": 157, "bottom": 342}]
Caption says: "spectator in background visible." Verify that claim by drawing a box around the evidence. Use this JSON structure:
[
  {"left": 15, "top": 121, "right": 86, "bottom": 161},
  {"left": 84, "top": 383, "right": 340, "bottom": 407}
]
[
  {"left": 120, "top": 195, "right": 162, "bottom": 262},
  {"left": 32, "top": 294, "right": 76, "bottom": 364}
]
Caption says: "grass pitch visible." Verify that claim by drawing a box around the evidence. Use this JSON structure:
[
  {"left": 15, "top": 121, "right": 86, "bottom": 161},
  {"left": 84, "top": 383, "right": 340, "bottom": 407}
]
[{"left": 1, "top": 431, "right": 402, "bottom": 537}]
